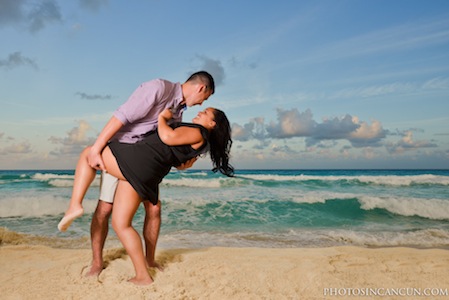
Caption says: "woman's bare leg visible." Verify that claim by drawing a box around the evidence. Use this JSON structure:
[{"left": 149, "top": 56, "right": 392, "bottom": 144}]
[
  {"left": 58, "top": 146, "right": 124, "bottom": 232},
  {"left": 58, "top": 147, "right": 96, "bottom": 231},
  {"left": 112, "top": 181, "right": 153, "bottom": 285}
]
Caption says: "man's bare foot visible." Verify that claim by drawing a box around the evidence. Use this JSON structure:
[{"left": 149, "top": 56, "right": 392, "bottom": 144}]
[
  {"left": 58, "top": 207, "right": 84, "bottom": 232},
  {"left": 128, "top": 276, "right": 153, "bottom": 286},
  {"left": 85, "top": 265, "right": 104, "bottom": 277},
  {"left": 147, "top": 261, "right": 164, "bottom": 271}
]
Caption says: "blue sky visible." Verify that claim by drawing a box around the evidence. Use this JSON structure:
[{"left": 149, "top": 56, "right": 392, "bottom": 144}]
[{"left": 1, "top": 0, "right": 448, "bottom": 170}]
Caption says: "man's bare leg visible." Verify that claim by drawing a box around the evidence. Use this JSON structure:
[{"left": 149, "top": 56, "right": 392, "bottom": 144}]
[
  {"left": 143, "top": 200, "right": 162, "bottom": 270},
  {"left": 86, "top": 200, "right": 113, "bottom": 276}
]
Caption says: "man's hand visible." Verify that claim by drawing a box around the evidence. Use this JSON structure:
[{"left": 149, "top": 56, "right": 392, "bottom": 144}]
[
  {"left": 86, "top": 116, "right": 124, "bottom": 171},
  {"left": 87, "top": 148, "right": 105, "bottom": 171},
  {"left": 176, "top": 157, "right": 198, "bottom": 170}
]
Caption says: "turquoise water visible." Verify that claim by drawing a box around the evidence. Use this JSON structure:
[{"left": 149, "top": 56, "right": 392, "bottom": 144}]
[{"left": 1, "top": 169, "right": 449, "bottom": 249}]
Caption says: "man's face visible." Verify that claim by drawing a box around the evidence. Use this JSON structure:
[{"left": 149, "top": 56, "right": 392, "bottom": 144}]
[{"left": 186, "top": 84, "right": 213, "bottom": 107}]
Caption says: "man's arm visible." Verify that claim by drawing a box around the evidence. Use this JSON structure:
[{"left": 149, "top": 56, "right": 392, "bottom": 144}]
[
  {"left": 176, "top": 157, "right": 198, "bottom": 170},
  {"left": 88, "top": 116, "right": 124, "bottom": 170}
]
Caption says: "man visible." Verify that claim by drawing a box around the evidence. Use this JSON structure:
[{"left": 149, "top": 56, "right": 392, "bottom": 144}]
[{"left": 85, "top": 71, "right": 215, "bottom": 276}]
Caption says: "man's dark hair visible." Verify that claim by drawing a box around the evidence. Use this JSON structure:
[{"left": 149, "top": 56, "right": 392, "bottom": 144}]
[{"left": 186, "top": 71, "right": 215, "bottom": 94}]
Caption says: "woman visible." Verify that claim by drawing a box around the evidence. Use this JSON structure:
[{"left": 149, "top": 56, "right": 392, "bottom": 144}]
[{"left": 58, "top": 107, "right": 233, "bottom": 285}]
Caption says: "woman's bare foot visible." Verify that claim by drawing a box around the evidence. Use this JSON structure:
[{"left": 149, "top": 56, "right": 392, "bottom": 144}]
[
  {"left": 128, "top": 276, "right": 153, "bottom": 286},
  {"left": 58, "top": 206, "right": 84, "bottom": 232}
]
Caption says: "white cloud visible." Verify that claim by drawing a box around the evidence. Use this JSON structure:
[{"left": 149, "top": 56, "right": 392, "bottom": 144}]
[
  {"left": 331, "top": 82, "right": 415, "bottom": 99},
  {"left": 232, "top": 123, "right": 254, "bottom": 142},
  {"left": 348, "top": 118, "right": 387, "bottom": 147},
  {"left": 386, "top": 130, "right": 438, "bottom": 154},
  {"left": 75, "top": 92, "right": 113, "bottom": 100},
  {"left": 0, "top": 141, "right": 32, "bottom": 155},
  {"left": 49, "top": 120, "right": 96, "bottom": 156},
  {"left": 422, "top": 77, "right": 449, "bottom": 90},
  {"left": 233, "top": 107, "right": 389, "bottom": 150},
  {"left": 267, "top": 108, "right": 315, "bottom": 138},
  {"left": 330, "top": 77, "right": 449, "bottom": 100},
  {"left": 232, "top": 117, "right": 266, "bottom": 141}
]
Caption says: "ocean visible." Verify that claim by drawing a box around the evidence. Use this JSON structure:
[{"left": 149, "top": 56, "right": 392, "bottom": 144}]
[{"left": 1, "top": 169, "right": 449, "bottom": 249}]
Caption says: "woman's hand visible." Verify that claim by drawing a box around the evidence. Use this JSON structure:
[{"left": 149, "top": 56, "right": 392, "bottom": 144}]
[{"left": 159, "top": 108, "right": 173, "bottom": 121}]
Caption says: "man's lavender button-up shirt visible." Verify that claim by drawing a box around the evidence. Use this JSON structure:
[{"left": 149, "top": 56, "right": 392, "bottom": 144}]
[{"left": 113, "top": 79, "right": 184, "bottom": 143}]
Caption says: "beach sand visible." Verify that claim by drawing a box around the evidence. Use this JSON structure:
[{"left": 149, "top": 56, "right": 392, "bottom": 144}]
[{"left": 1, "top": 236, "right": 449, "bottom": 300}]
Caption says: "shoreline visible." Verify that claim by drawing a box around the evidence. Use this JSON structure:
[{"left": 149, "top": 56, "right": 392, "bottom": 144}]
[
  {"left": 2, "top": 227, "right": 449, "bottom": 251},
  {"left": 1, "top": 243, "right": 448, "bottom": 299}
]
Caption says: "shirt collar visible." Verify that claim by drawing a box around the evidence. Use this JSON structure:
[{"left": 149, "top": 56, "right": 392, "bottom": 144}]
[
  {"left": 171, "top": 103, "right": 186, "bottom": 116},
  {"left": 173, "top": 82, "right": 184, "bottom": 107},
  {"left": 179, "top": 103, "right": 187, "bottom": 111}
]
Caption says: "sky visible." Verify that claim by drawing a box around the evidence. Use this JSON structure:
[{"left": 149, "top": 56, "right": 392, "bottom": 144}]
[{"left": 1, "top": 0, "right": 449, "bottom": 170}]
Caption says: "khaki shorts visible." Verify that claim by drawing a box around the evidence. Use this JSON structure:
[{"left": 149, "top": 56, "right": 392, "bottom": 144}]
[{"left": 99, "top": 171, "right": 119, "bottom": 203}]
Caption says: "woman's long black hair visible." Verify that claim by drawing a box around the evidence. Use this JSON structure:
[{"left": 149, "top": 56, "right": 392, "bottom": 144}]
[{"left": 209, "top": 109, "right": 234, "bottom": 177}]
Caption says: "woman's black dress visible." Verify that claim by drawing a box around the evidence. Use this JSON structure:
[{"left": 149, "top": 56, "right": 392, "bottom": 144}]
[{"left": 108, "top": 122, "right": 209, "bottom": 205}]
